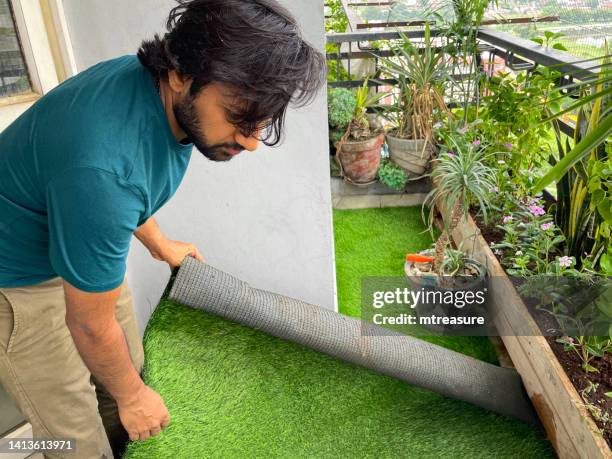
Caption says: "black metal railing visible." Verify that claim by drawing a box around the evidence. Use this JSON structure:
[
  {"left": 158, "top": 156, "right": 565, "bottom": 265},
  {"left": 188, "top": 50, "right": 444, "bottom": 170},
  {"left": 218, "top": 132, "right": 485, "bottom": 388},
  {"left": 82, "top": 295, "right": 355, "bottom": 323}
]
[{"left": 325, "top": 27, "right": 601, "bottom": 135}]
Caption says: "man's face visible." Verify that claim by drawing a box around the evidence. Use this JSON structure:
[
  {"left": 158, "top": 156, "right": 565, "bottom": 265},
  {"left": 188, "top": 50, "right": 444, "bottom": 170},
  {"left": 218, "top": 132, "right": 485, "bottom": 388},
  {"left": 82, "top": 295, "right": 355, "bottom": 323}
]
[{"left": 173, "top": 83, "right": 261, "bottom": 162}]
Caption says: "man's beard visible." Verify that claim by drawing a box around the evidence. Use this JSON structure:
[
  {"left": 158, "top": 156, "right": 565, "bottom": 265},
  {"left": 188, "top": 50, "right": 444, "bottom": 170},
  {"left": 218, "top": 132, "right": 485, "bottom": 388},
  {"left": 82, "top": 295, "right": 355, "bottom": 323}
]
[{"left": 173, "top": 95, "right": 243, "bottom": 162}]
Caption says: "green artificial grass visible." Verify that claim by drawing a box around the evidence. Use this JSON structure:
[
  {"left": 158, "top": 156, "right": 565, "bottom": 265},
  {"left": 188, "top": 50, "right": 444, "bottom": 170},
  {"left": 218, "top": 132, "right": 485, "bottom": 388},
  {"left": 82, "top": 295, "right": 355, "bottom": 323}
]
[
  {"left": 125, "top": 299, "right": 553, "bottom": 459},
  {"left": 333, "top": 207, "right": 433, "bottom": 318},
  {"left": 124, "top": 207, "right": 553, "bottom": 458},
  {"left": 333, "top": 207, "right": 498, "bottom": 363}
]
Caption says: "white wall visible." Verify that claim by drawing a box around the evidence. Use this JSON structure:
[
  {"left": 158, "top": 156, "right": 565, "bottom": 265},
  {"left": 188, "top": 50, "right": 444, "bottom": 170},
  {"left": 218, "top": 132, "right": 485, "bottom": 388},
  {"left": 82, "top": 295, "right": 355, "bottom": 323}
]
[{"left": 61, "top": 0, "right": 336, "bottom": 333}]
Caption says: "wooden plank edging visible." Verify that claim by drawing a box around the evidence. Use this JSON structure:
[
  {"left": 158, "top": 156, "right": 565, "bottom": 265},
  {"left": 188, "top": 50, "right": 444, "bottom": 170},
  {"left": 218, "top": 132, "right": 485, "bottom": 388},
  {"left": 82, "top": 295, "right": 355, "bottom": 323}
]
[{"left": 447, "top": 211, "right": 611, "bottom": 459}]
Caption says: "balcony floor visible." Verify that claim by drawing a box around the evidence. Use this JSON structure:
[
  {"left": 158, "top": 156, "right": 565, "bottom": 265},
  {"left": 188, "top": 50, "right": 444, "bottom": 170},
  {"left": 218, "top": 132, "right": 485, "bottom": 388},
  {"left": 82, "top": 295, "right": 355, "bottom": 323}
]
[{"left": 123, "top": 207, "right": 553, "bottom": 458}]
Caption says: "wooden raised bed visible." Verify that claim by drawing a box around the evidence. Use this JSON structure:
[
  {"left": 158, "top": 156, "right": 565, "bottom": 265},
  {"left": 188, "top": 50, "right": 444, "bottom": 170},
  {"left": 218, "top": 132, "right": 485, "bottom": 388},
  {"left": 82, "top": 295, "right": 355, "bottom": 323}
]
[{"left": 444, "top": 210, "right": 611, "bottom": 459}]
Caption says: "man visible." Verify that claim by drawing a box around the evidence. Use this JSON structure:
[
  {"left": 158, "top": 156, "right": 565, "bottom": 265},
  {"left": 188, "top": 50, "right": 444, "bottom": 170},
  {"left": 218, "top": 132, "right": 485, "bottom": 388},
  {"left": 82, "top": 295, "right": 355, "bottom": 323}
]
[{"left": 0, "top": 0, "right": 325, "bottom": 457}]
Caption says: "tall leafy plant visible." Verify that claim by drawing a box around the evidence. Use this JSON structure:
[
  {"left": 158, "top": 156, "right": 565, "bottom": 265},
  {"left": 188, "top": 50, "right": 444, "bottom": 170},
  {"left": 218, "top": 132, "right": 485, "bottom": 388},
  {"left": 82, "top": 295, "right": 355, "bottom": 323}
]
[
  {"left": 534, "top": 52, "right": 612, "bottom": 270},
  {"left": 534, "top": 52, "right": 612, "bottom": 191},
  {"left": 376, "top": 23, "right": 449, "bottom": 142},
  {"left": 434, "top": 0, "right": 496, "bottom": 123},
  {"left": 479, "top": 68, "right": 558, "bottom": 184}
]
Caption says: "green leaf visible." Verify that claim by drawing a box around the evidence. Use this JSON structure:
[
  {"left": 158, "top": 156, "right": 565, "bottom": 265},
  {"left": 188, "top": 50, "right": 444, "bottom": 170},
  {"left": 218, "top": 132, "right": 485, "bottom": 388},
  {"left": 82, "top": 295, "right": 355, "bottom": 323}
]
[
  {"left": 605, "top": 392, "right": 612, "bottom": 398},
  {"left": 589, "top": 178, "right": 602, "bottom": 193},
  {"left": 542, "top": 86, "right": 612, "bottom": 123},
  {"left": 591, "top": 188, "right": 605, "bottom": 203},
  {"left": 600, "top": 253, "right": 612, "bottom": 275},
  {"left": 597, "top": 200, "right": 612, "bottom": 223},
  {"left": 552, "top": 43, "right": 568, "bottom": 51},
  {"left": 597, "top": 298, "right": 612, "bottom": 318},
  {"left": 530, "top": 37, "right": 544, "bottom": 45},
  {"left": 585, "top": 345, "right": 603, "bottom": 357},
  {"left": 534, "top": 114, "right": 612, "bottom": 192},
  {"left": 549, "top": 101, "right": 560, "bottom": 113},
  {"left": 583, "top": 363, "right": 599, "bottom": 373}
]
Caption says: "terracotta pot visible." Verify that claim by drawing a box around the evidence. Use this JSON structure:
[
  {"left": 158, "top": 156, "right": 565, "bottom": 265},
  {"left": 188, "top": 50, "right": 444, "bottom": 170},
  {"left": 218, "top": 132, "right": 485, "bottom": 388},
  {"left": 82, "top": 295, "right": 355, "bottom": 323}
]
[
  {"left": 386, "top": 133, "right": 433, "bottom": 177},
  {"left": 335, "top": 134, "right": 383, "bottom": 184}
]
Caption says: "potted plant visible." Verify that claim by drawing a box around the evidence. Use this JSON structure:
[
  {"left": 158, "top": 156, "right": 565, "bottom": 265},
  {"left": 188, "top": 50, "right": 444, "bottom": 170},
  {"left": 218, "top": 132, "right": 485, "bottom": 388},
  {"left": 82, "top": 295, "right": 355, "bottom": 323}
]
[
  {"left": 377, "top": 24, "right": 450, "bottom": 178},
  {"left": 333, "top": 78, "right": 387, "bottom": 185},
  {"left": 404, "top": 135, "right": 496, "bottom": 320},
  {"left": 328, "top": 87, "right": 356, "bottom": 157},
  {"left": 406, "top": 247, "right": 488, "bottom": 331}
]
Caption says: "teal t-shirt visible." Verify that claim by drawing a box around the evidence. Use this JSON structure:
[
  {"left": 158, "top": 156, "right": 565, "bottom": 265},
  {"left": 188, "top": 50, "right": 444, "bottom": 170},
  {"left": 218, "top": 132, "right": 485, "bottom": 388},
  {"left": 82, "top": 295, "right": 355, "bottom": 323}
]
[{"left": 0, "top": 55, "right": 193, "bottom": 292}]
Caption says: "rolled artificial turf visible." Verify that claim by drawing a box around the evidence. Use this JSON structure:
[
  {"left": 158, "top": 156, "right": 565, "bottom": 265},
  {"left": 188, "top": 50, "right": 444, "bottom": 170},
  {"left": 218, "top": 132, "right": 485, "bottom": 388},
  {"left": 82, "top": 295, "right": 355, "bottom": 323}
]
[{"left": 124, "top": 207, "right": 553, "bottom": 458}]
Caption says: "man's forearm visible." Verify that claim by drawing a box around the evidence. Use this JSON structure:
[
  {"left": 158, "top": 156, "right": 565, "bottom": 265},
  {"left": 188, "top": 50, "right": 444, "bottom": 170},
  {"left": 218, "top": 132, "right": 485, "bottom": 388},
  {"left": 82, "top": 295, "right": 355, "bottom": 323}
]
[
  {"left": 67, "top": 317, "right": 143, "bottom": 405},
  {"left": 134, "top": 217, "right": 166, "bottom": 254}
]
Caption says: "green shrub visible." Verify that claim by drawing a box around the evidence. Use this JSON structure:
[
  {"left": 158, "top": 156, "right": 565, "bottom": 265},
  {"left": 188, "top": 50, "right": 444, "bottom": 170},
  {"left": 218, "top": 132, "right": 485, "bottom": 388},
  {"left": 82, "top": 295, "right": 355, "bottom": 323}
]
[
  {"left": 378, "top": 159, "right": 407, "bottom": 191},
  {"left": 328, "top": 88, "right": 356, "bottom": 130}
]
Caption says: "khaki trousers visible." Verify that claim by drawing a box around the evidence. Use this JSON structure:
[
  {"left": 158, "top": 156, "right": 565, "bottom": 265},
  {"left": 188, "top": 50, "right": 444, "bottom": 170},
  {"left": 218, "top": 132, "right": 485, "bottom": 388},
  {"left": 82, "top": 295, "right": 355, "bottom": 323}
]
[{"left": 0, "top": 277, "right": 144, "bottom": 459}]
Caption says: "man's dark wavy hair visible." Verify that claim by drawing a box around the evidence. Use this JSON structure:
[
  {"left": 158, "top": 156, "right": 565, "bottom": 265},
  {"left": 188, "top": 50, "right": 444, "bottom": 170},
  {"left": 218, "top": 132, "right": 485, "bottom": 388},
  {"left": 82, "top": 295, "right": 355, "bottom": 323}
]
[{"left": 137, "top": 0, "right": 326, "bottom": 146}]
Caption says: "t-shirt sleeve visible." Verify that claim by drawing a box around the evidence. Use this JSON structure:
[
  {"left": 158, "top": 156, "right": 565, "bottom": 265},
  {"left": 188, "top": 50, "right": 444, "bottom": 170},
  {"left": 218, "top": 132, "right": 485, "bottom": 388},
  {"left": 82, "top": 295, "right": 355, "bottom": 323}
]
[{"left": 45, "top": 167, "right": 146, "bottom": 292}]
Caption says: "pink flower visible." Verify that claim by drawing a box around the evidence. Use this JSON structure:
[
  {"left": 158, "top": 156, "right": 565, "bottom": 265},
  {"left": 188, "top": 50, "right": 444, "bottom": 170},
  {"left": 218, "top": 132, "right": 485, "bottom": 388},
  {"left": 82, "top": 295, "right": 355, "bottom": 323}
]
[
  {"left": 567, "top": 337, "right": 575, "bottom": 344},
  {"left": 447, "top": 151, "right": 456, "bottom": 158},
  {"left": 504, "top": 142, "right": 514, "bottom": 150},
  {"left": 502, "top": 215, "right": 513, "bottom": 224},
  {"left": 472, "top": 139, "right": 481, "bottom": 146},
  {"left": 528, "top": 205, "right": 545, "bottom": 216},
  {"left": 558, "top": 256, "right": 573, "bottom": 268},
  {"left": 541, "top": 222, "right": 553, "bottom": 231}
]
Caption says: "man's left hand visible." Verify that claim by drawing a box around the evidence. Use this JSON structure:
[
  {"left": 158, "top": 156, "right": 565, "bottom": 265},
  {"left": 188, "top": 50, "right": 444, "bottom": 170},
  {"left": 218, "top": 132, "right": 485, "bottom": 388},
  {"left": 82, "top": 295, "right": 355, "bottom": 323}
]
[
  {"left": 149, "top": 238, "right": 205, "bottom": 269},
  {"left": 134, "top": 217, "right": 205, "bottom": 269}
]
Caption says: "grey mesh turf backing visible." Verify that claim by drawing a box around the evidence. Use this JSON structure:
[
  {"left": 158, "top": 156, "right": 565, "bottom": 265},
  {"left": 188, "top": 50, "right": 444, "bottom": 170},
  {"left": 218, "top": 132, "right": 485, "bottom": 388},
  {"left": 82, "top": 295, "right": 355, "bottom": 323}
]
[{"left": 168, "top": 257, "right": 538, "bottom": 424}]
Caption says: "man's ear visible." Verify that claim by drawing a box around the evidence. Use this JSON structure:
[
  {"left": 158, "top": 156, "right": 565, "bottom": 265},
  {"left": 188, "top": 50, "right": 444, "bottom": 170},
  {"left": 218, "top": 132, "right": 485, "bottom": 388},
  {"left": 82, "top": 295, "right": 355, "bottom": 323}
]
[{"left": 167, "top": 69, "right": 192, "bottom": 95}]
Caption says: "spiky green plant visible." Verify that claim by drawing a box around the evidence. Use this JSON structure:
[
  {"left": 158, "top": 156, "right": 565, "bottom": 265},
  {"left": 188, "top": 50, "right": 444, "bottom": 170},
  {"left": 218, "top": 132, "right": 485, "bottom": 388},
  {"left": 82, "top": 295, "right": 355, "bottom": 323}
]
[
  {"left": 424, "top": 138, "right": 497, "bottom": 272},
  {"left": 346, "top": 78, "right": 387, "bottom": 140}
]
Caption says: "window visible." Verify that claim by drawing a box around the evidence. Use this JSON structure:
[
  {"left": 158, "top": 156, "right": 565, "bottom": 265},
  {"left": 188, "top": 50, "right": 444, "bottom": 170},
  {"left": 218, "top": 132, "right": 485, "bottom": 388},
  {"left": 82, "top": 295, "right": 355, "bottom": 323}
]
[
  {"left": 0, "top": 0, "right": 32, "bottom": 97},
  {"left": 0, "top": 0, "right": 75, "bottom": 129}
]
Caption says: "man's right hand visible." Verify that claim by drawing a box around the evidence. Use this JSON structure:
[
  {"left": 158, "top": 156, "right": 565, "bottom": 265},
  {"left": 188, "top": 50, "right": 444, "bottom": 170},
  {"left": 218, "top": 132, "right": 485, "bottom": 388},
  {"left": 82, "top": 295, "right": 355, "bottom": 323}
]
[
  {"left": 118, "top": 384, "right": 170, "bottom": 441},
  {"left": 63, "top": 279, "right": 170, "bottom": 442}
]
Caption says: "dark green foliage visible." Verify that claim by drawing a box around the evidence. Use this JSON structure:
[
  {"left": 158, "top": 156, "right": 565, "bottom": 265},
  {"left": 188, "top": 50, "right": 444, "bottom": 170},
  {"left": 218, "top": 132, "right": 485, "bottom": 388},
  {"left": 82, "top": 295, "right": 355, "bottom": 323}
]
[
  {"left": 327, "top": 87, "right": 356, "bottom": 130},
  {"left": 324, "top": 0, "right": 348, "bottom": 34},
  {"left": 479, "top": 68, "right": 558, "bottom": 182},
  {"left": 378, "top": 159, "right": 408, "bottom": 191},
  {"left": 324, "top": 0, "right": 350, "bottom": 83}
]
